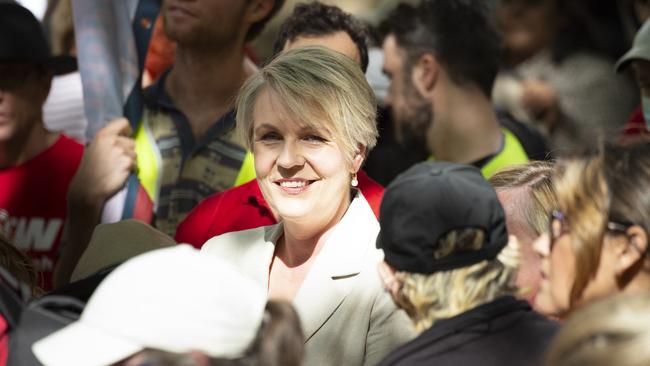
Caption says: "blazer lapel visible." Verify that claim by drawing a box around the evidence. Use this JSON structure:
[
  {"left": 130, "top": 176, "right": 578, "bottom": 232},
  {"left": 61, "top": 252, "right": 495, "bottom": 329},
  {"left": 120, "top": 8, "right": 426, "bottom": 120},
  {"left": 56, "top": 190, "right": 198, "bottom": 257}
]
[{"left": 292, "top": 193, "right": 380, "bottom": 341}]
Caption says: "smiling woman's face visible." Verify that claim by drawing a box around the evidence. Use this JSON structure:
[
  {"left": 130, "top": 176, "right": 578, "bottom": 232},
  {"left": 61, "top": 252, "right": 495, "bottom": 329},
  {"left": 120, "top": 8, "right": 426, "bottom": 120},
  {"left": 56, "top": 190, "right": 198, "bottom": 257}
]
[{"left": 252, "top": 89, "right": 358, "bottom": 224}]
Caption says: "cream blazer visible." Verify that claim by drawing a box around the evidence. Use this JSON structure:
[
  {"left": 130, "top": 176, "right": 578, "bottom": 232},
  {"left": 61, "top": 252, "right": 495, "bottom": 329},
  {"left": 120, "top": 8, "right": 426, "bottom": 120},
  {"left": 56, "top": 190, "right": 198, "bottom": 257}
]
[{"left": 201, "top": 193, "right": 414, "bottom": 366}]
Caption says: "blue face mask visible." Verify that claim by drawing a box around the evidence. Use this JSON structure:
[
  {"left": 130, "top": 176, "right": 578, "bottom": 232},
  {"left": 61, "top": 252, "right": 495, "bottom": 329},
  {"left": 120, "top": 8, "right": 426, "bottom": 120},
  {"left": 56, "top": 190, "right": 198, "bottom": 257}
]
[{"left": 643, "top": 96, "right": 650, "bottom": 130}]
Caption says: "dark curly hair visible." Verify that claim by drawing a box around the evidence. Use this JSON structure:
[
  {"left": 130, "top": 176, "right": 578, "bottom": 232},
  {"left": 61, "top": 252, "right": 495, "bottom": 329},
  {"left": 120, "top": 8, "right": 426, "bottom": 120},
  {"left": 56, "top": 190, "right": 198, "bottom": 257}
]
[{"left": 272, "top": 2, "right": 369, "bottom": 73}]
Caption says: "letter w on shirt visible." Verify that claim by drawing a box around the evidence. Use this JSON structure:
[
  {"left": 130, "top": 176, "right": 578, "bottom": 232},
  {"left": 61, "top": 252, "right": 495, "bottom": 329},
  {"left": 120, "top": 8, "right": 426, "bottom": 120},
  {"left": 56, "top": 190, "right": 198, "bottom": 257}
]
[{"left": 11, "top": 218, "right": 63, "bottom": 252}]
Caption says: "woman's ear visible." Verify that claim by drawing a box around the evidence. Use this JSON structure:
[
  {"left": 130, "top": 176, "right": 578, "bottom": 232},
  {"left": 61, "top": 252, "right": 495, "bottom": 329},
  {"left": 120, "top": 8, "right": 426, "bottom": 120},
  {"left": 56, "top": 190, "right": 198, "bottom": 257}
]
[
  {"left": 350, "top": 145, "right": 367, "bottom": 173},
  {"left": 412, "top": 52, "right": 438, "bottom": 98},
  {"left": 615, "top": 225, "right": 648, "bottom": 276}
]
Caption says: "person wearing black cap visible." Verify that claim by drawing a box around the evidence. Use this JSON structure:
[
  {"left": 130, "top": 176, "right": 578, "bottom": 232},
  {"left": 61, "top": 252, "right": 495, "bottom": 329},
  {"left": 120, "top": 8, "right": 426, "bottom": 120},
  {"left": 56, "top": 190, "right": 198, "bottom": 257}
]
[
  {"left": 0, "top": 1, "right": 83, "bottom": 291},
  {"left": 376, "top": 161, "right": 558, "bottom": 366}
]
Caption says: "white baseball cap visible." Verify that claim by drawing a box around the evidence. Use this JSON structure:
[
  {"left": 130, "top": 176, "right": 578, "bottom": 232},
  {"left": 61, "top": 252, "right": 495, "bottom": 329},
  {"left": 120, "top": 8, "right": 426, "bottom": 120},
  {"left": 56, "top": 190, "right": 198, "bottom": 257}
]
[{"left": 33, "top": 245, "right": 267, "bottom": 366}]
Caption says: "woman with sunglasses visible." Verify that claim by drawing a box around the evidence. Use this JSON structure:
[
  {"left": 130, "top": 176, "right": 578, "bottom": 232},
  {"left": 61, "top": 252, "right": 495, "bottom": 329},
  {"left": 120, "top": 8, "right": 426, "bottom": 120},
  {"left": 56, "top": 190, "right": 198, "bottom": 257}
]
[{"left": 533, "top": 142, "right": 650, "bottom": 318}]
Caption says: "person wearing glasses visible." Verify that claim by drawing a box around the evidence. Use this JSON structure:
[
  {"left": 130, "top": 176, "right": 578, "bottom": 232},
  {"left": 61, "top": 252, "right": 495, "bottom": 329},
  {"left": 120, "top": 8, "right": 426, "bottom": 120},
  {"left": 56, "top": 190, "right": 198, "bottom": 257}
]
[{"left": 533, "top": 142, "right": 650, "bottom": 319}]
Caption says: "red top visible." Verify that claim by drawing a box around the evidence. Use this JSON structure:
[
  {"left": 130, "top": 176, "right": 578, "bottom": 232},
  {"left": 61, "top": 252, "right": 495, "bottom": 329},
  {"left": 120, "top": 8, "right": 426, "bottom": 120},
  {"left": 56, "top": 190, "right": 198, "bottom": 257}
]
[
  {"left": 620, "top": 106, "right": 650, "bottom": 145},
  {"left": 0, "top": 135, "right": 83, "bottom": 291},
  {"left": 0, "top": 314, "right": 6, "bottom": 366},
  {"left": 175, "top": 170, "right": 384, "bottom": 248}
]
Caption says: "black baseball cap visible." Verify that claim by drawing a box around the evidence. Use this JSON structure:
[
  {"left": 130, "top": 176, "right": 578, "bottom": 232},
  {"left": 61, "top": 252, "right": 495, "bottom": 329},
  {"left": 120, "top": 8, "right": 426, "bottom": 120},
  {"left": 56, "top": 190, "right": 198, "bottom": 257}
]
[
  {"left": 0, "top": 1, "right": 76, "bottom": 75},
  {"left": 376, "top": 161, "right": 508, "bottom": 274}
]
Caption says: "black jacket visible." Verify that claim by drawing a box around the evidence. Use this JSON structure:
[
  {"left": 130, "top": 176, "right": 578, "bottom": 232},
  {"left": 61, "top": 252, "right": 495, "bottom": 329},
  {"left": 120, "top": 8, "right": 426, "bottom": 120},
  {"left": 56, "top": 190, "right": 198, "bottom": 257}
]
[{"left": 378, "top": 296, "right": 559, "bottom": 366}]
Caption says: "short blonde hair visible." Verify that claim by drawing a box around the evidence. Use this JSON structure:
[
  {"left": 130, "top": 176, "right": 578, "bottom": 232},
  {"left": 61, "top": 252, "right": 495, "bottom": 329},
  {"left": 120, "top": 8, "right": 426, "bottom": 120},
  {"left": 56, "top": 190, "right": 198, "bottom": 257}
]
[
  {"left": 545, "top": 293, "right": 650, "bottom": 366},
  {"left": 394, "top": 228, "right": 519, "bottom": 332},
  {"left": 489, "top": 161, "right": 556, "bottom": 236},
  {"left": 236, "top": 46, "right": 378, "bottom": 166}
]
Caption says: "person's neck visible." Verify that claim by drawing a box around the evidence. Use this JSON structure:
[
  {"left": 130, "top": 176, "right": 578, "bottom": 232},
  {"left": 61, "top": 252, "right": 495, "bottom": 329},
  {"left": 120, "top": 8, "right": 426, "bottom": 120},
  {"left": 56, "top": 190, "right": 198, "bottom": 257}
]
[
  {"left": 620, "top": 269, "right": 650, "bottom": 295},
  {"left": 0, "top": 120, "right": 59, "bottom": 169},
  {"left": 428, "top": 82, "right": 502, "bottom": 164},
  {"left": 277, "top": 192, "right": 352, "bottom": 267},
  {"left": 165, "top": 43, "right": 253, "bottom": 140}
]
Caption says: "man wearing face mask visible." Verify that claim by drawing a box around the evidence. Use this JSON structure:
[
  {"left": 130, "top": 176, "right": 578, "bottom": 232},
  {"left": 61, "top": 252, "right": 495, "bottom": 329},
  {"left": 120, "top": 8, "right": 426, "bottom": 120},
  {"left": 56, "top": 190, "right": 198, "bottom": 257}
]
[{"left": 617, "top": 19, "right": 650, "bottom": 143}]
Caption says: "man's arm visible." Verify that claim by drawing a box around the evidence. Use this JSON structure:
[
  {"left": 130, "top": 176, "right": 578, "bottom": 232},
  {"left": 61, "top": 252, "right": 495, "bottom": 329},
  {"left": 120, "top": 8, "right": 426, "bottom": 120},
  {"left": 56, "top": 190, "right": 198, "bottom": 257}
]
[{"left": 53, "top": 118, "right": 136, "bottom": 288}]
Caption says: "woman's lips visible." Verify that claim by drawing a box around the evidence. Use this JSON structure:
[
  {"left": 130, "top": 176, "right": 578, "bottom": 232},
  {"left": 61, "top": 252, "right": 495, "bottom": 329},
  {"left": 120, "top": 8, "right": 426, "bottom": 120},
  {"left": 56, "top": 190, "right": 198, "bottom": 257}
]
[{"left": 274, "top": 179, "right": 316, "bottom": 195}]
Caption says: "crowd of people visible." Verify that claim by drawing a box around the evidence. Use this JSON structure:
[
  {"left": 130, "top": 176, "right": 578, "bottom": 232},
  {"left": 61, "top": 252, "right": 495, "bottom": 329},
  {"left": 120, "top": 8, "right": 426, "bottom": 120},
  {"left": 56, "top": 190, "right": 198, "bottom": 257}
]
[{"left": 2, "top": 0, "right": 650, "bottom": 365}]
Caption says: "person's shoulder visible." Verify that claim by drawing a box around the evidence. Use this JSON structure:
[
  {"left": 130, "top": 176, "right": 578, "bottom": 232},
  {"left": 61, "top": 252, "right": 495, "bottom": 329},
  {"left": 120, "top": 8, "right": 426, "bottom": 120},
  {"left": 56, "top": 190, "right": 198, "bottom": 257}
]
[
  {"left": 519, "top": 304, "right": 560, "bottom": 334},
  {"left": 200, "top": 224, "right": 279, "bottom": 276},
  {"left": 40, "top": 134, "right": 84, "bottom": 170},
  {"left": 54, "top": 134, "right": 83, "bottom": 152},
  {"left": 201, "top": 225, "right": 274, "bottom": 256}
]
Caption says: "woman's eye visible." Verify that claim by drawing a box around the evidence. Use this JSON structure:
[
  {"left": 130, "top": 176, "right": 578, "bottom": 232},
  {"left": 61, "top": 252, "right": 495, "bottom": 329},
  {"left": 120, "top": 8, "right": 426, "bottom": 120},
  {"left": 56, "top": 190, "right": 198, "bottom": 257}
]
[
  {"left": 259, "top": 132, "right": 282, "bottom": 141},
  {"left": 303, "top": 135, "right": 327, "bottom": 143}
]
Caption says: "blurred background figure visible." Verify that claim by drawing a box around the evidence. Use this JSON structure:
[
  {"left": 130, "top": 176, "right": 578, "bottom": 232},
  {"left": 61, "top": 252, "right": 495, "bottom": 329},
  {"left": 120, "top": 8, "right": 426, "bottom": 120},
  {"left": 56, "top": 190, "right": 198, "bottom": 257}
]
[
  {"left": 545, "top": 293, "right": 650, "bottom": 366},
  {"left": 377, "top": 162, "right": 558, "bottom": 366},
  {"left": 619, "top": 0, "right": 650, "bottom": 43},
  {"left": 32, "top": 246, "right": 305, "bottom": 366},
  {"left": 41, "top": 0, "right": 87, "bottom": 143},
  {"left": 0, "top": 1, "right": 83, "bottom": 291},
  {"left": 533, "top": 142, "right": 650, "bottom": 319},
  {"left": 492, "top": 0, "right": 637, "bottom": 152},
  {"left": 380, "top": 0, "right": 531, "bottom": 179},
  {"left": 489, "top": 161, "right": 556, "bottom": 307},
  {"left": 616, "top": 19, "right": 650, "bottom": 143}
]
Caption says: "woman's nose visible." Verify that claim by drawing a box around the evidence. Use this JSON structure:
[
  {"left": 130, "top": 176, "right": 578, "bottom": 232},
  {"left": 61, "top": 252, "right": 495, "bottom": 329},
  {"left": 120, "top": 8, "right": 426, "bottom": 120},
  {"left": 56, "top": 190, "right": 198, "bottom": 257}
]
[{"left": 277, "top": 140, "right": 305, "bottom": 169}]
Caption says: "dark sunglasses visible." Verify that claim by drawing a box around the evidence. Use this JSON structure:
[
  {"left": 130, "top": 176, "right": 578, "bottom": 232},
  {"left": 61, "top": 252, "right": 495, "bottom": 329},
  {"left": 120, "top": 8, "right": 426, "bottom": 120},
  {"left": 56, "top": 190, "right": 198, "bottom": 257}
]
[{"left": 548, "top": 210, "right": 634, "bottom": 251}]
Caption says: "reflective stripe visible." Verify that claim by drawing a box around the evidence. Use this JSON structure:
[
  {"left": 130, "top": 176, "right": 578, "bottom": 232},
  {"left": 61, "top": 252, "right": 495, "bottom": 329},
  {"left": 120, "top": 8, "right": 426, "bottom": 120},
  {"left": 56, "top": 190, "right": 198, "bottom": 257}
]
[
  {"left": 134, "top": 119, "right": 162, "bottom": 208},
  {"left": 234, "top": 151, "right": 256, "bottom": 187},
  {"left": 427, "top": 128, "right": 529, "bottom": 178},
  {"left": 480, "top": 128, "right": 528, "bottom": 178},
  {"left": 135, "top": 118, "right": 255, "bottom": 210}
]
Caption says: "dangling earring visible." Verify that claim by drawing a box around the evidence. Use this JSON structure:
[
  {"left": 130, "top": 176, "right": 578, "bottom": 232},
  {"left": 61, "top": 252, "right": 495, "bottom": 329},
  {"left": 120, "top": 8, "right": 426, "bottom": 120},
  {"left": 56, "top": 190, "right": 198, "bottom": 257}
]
[{"left": 351, "top": 173, "right": 358, "bottom": 187}]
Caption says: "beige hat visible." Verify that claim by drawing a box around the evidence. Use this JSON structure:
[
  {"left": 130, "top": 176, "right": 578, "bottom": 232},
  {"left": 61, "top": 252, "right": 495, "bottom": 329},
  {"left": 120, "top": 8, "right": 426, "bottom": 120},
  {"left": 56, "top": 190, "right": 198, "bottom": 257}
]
[
  {"left": 616, "top": 19, "right": 650, "bottom": 72},
  {"left": 71, "top": 219, "right": 175, "bottom": 282}
]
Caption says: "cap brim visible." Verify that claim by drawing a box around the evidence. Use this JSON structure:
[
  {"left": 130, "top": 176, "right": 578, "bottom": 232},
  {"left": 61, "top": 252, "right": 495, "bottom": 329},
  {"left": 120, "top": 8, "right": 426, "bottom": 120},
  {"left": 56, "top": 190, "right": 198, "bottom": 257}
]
[
  {"left": 616, "top": 46, "right": 650, "bottom": 73},
  {"left": 32, "top": 321, "right": 143, "bottom": 366},
  {"left": 48, "top": 55, "right": 77, "bottom": 75}
]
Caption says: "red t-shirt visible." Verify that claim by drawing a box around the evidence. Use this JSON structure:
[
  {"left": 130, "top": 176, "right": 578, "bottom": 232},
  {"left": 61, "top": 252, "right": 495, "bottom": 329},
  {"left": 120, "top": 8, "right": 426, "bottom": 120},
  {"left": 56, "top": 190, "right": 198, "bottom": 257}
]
[
  {"left": 0, "top": 135, "right": 83, "bottom": 291},
  {"left": 0, "top": 314, "right": 6, "bottom": 366},
  {"left": 175, "top": 170, "right": 384, "bottom": 248}
]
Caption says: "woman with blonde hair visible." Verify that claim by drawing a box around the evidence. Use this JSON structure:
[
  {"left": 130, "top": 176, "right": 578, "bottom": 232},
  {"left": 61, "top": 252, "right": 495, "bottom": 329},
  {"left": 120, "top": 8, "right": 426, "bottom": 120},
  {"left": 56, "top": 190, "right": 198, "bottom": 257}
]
[
  {"left": 201, "top": 46, "right": 413, "bottom": 366},
  {"left": 534, "top": 142, "right": 650, "bottom": 318}
]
